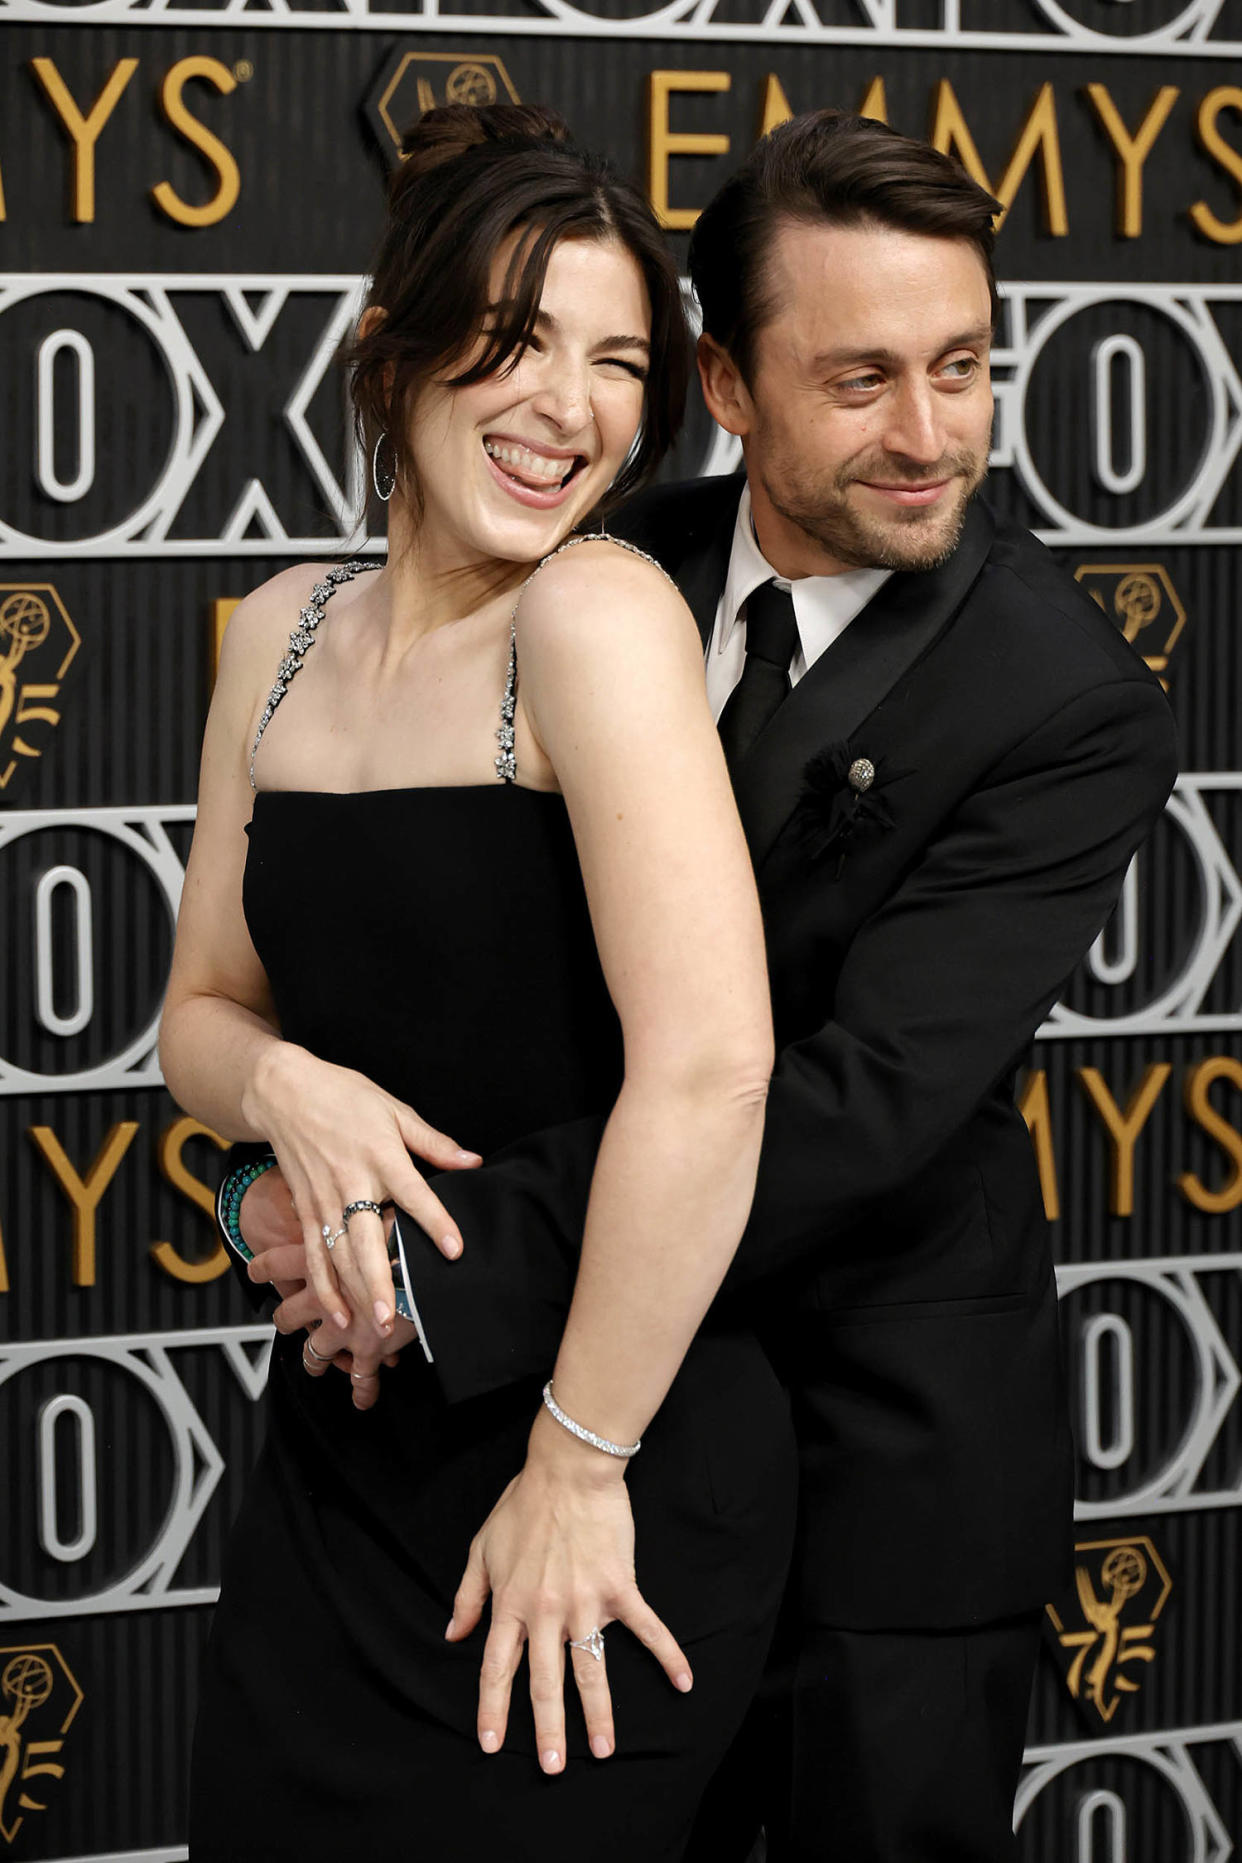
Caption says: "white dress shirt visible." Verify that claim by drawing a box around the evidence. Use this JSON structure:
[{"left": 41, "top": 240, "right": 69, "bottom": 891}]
[
  {"left": 706, "top": 481, "right": 892, "bottom": 720},
  {"left": 409, "top": 482, "right": 892, "bottom": 1362},
  {"left": 391, "top": 1213, "right": 434, "bottom": 1360}
]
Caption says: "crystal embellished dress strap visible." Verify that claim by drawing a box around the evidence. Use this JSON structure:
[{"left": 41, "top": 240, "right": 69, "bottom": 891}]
[
  {"left": 493, "top": 532, "right": 680, "bottom": 785},
  {"left": 248, "top": 559, "right": 382, "bottom": 791}
]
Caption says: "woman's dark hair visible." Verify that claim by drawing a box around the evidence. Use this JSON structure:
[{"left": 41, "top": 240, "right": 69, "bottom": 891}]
[
  {"left": 347, "top": 103, "right": 690, "bottom": 519},
  {"left": 689, "top": 109, "right": 1002, "bottom": 386}
]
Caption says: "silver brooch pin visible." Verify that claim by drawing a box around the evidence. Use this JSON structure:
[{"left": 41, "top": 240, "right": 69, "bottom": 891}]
[{"left": 848, "top": 757, "right": 876, "bottom": 794}]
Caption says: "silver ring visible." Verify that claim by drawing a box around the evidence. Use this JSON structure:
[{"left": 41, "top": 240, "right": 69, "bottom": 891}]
[
  {"left": 568, "top": 1628, "right": 606, "bottom": 1662},
  {"left": 321, "top": 1223, "right": 346, "bottom": 1251},
  {"left": 342, "top": 1198, "right": 385, "bottom": 1225},
  {"left": 303, "top": 1336, "right": 337, "bottom": 1368}
]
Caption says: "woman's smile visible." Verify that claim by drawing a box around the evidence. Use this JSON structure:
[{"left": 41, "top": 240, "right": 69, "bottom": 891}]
[{"left": 482, "top": 433, "right": 589, "bottom": 506}]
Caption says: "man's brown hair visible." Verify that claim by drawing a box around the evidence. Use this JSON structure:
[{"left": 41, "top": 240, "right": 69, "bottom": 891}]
[{"left": 688, "top": 110, "right": 1001, "bottom": 384}]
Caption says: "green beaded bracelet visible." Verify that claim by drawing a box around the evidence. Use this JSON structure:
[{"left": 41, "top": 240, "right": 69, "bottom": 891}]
[{"left": 217, "top": 1154, "right": 278, "bottom": 1261}]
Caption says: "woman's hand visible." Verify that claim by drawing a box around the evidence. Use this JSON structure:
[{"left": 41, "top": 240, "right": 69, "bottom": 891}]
[
  {"left": 447, "top": 1408, "right": 693, "bottom": 1774},
  {"left": 243, "top": 1042, "right": 480, "bottom": 1334}
]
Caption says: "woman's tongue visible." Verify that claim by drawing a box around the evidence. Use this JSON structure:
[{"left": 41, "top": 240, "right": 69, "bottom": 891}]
[{"left": 488, "top": 439, "right": 566, "bottom": 491}]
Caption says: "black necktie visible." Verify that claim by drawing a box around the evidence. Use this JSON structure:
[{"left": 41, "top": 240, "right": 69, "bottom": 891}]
[{"left": 717, "top": 580, "right": 800, "bottom": 765}]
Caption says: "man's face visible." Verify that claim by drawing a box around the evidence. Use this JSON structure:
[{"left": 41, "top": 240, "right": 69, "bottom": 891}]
[{"left": 703, "top": 220, "right": 995, "bottom": 577}]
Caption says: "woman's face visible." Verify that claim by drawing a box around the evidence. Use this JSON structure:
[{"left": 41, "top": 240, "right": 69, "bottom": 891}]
[{"left": 404, "top": 234, "right": 652, "bottom": 565}]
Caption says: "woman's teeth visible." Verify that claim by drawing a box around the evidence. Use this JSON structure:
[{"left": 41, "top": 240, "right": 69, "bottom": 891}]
[{"left": 484, "top": 439, "right": 576, "bottom": 487}]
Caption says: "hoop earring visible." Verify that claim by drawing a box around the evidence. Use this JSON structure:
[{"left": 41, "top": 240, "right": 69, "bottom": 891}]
[{"left": 372, "top": 431, "right": 396, "bottom": 504}]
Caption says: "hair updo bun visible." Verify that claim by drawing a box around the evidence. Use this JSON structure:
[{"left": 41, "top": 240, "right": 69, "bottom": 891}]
[
  {"left": 396, "top": 103, "right": 571, "bottom": 188},
  {"left": 348, "top": 104, "right": 690, "bottom": 525}
]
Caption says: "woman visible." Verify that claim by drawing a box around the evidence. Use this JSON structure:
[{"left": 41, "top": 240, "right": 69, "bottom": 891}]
[{"left": 161, "top": 105, "right": 795, "bottom": 1859}]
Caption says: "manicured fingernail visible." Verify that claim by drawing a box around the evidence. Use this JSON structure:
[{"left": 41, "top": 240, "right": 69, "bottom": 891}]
[
  {"left": 455, "top": 1149, "right": 483, "bottom": 1165},
  {"left": 334, "top": 1312, "right": 349, "bottom": 1330},
  {"left": 444, "top": 1618, "right": 456, "bottom": 1640},
  {"left": 480, "top": 1730, "right": 499, "bottom": 1754},
  {"left": 442, "top": 1235, "right": 462, "bottom": 1259},
  {"left": 675, "top": 1672, "right": 693, "bottom": 1693},
  {"left": 590, "top": 1735, "right": 612, "bottom": 1759},
  {"left": 541, "top": 1749, "right": 562, "bottom": 1773},
  {"left": 373, "top": 1301, "right": 391, "bottom": 1327}
]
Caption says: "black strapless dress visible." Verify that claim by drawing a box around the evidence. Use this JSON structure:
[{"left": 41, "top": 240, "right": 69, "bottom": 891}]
[{"left": 188, "top": 572, "right": 797, "bottom": 1863}]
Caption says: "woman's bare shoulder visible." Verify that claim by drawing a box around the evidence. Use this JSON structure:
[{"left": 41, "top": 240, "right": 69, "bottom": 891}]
[
  {"left": 215, "top": 561, "right": 360, "bottom": 689},
  {"left": 514, "top": 536, "right": 691, "bottom": 651}
]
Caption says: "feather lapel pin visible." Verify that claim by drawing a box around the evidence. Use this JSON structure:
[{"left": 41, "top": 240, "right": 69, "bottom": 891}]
[{"left": 791, "top": 741, "right": 894, "bottom": 878}]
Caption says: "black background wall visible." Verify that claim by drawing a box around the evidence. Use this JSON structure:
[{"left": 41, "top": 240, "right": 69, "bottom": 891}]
[{"left": 1, "top": 3, "right": 1240, "bottom": 1857}]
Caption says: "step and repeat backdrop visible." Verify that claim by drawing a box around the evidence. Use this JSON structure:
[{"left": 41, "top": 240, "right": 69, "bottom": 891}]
[{"left": 1, "top": 0, "right": 1241, "bottom": 1856}]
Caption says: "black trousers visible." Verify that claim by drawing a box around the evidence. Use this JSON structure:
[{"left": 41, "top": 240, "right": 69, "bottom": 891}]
[{"left": 684, "top": 1612, "right": 1043, "bottom": 1862}]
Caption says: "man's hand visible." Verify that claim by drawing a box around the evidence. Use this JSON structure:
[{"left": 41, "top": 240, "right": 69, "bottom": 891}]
[
  {"left": 298, "top": 1311, "right": 420, "bottom": 1411},
  {"left": 240, "top": 1164, "right": 302, "bottom": 1260},
  {"left": 240, "top": 1169, "right": 423, "bottom": 1407},
  {"left": 241, "top": 1168, "right": 314, "bottom": 1305}
]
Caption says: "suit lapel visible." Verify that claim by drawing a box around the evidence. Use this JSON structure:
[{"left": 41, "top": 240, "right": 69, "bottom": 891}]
[
  {"left": 733, "top": 501, "right": 996, "bottom": 871},
  {"left": 670, "top": 479, "right": 740, "bottom": 647}
]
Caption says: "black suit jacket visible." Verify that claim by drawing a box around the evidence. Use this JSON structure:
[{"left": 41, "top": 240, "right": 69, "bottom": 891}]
[{"left": 229, "top": 477, "right": 1178, "bottom": 1630}]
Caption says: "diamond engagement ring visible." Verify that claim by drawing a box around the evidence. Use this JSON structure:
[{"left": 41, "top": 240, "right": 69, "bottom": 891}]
[
  {"left": 321, "top": 1223, "right": 346, "bottom": 1251},
  {"left": 568, "top": 1629, "right": 606, "bottom": 1662}
]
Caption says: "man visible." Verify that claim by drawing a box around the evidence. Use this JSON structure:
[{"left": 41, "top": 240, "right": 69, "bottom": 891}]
[{"left": 228, "top": 112, "right": 1177, "bottom": 1857}]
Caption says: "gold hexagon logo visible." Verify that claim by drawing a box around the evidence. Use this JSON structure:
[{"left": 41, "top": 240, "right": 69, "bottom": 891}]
[
  {"left": 0, "top": 1643, "right": 84, "bottom": 1844},
  {"left": 1045, "top": 1535, "right": 1173, "bottom": 1725},
  {"left": 0, "top": 583, "right": 81, "bottom": 796},
  {"left": 1075, "top": 562, "right": 1187, "bottom": 688},
  {"left": 367, "top": 52, "right": 521, "bottom": 165}
]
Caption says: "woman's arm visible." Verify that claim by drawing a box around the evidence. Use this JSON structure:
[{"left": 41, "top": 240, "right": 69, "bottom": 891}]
[
  {"left": 521, "top": 541, "right": 773, "bottom": 1446},
  {"left": 159, "top": 565, "right": 474, "bottom": 1357},
  {"left": 159, "top": 570, "right": 295, "bottom": 1141},
  {"left": 446, "top": 540, "right": 774, "bottom": 1769}
]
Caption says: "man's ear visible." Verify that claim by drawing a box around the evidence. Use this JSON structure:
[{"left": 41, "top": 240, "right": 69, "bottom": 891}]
[{"left": 697, "top": 334, "right": 753, "bottom": 438}]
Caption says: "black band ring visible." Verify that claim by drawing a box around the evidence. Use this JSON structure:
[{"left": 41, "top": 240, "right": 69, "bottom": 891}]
[{"left": 342, "top": 1199, "right": 385, "bottom": 1225}]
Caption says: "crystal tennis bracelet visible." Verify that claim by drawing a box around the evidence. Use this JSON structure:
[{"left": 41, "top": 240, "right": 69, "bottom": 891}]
[{"left": 541, "top": 1380, "right": 642, "bottom": 1458}]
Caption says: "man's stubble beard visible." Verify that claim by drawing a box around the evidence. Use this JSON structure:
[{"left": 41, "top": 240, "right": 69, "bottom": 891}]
[{"left": 758, "top": 446, "right": 989, "bottom": 574}]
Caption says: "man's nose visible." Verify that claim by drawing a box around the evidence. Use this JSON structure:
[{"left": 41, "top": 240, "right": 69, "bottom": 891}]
[{"left": 882, "top": 384, "right": 945, "bottom": 467}]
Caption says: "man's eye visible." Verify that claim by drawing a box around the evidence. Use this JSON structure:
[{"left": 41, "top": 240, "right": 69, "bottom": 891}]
[
  {"left": 942, "top": 357, "right": 978, "bottom": 380},
  {"left": 840, "top": 374, "right": 882, "bottom": 393}
]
